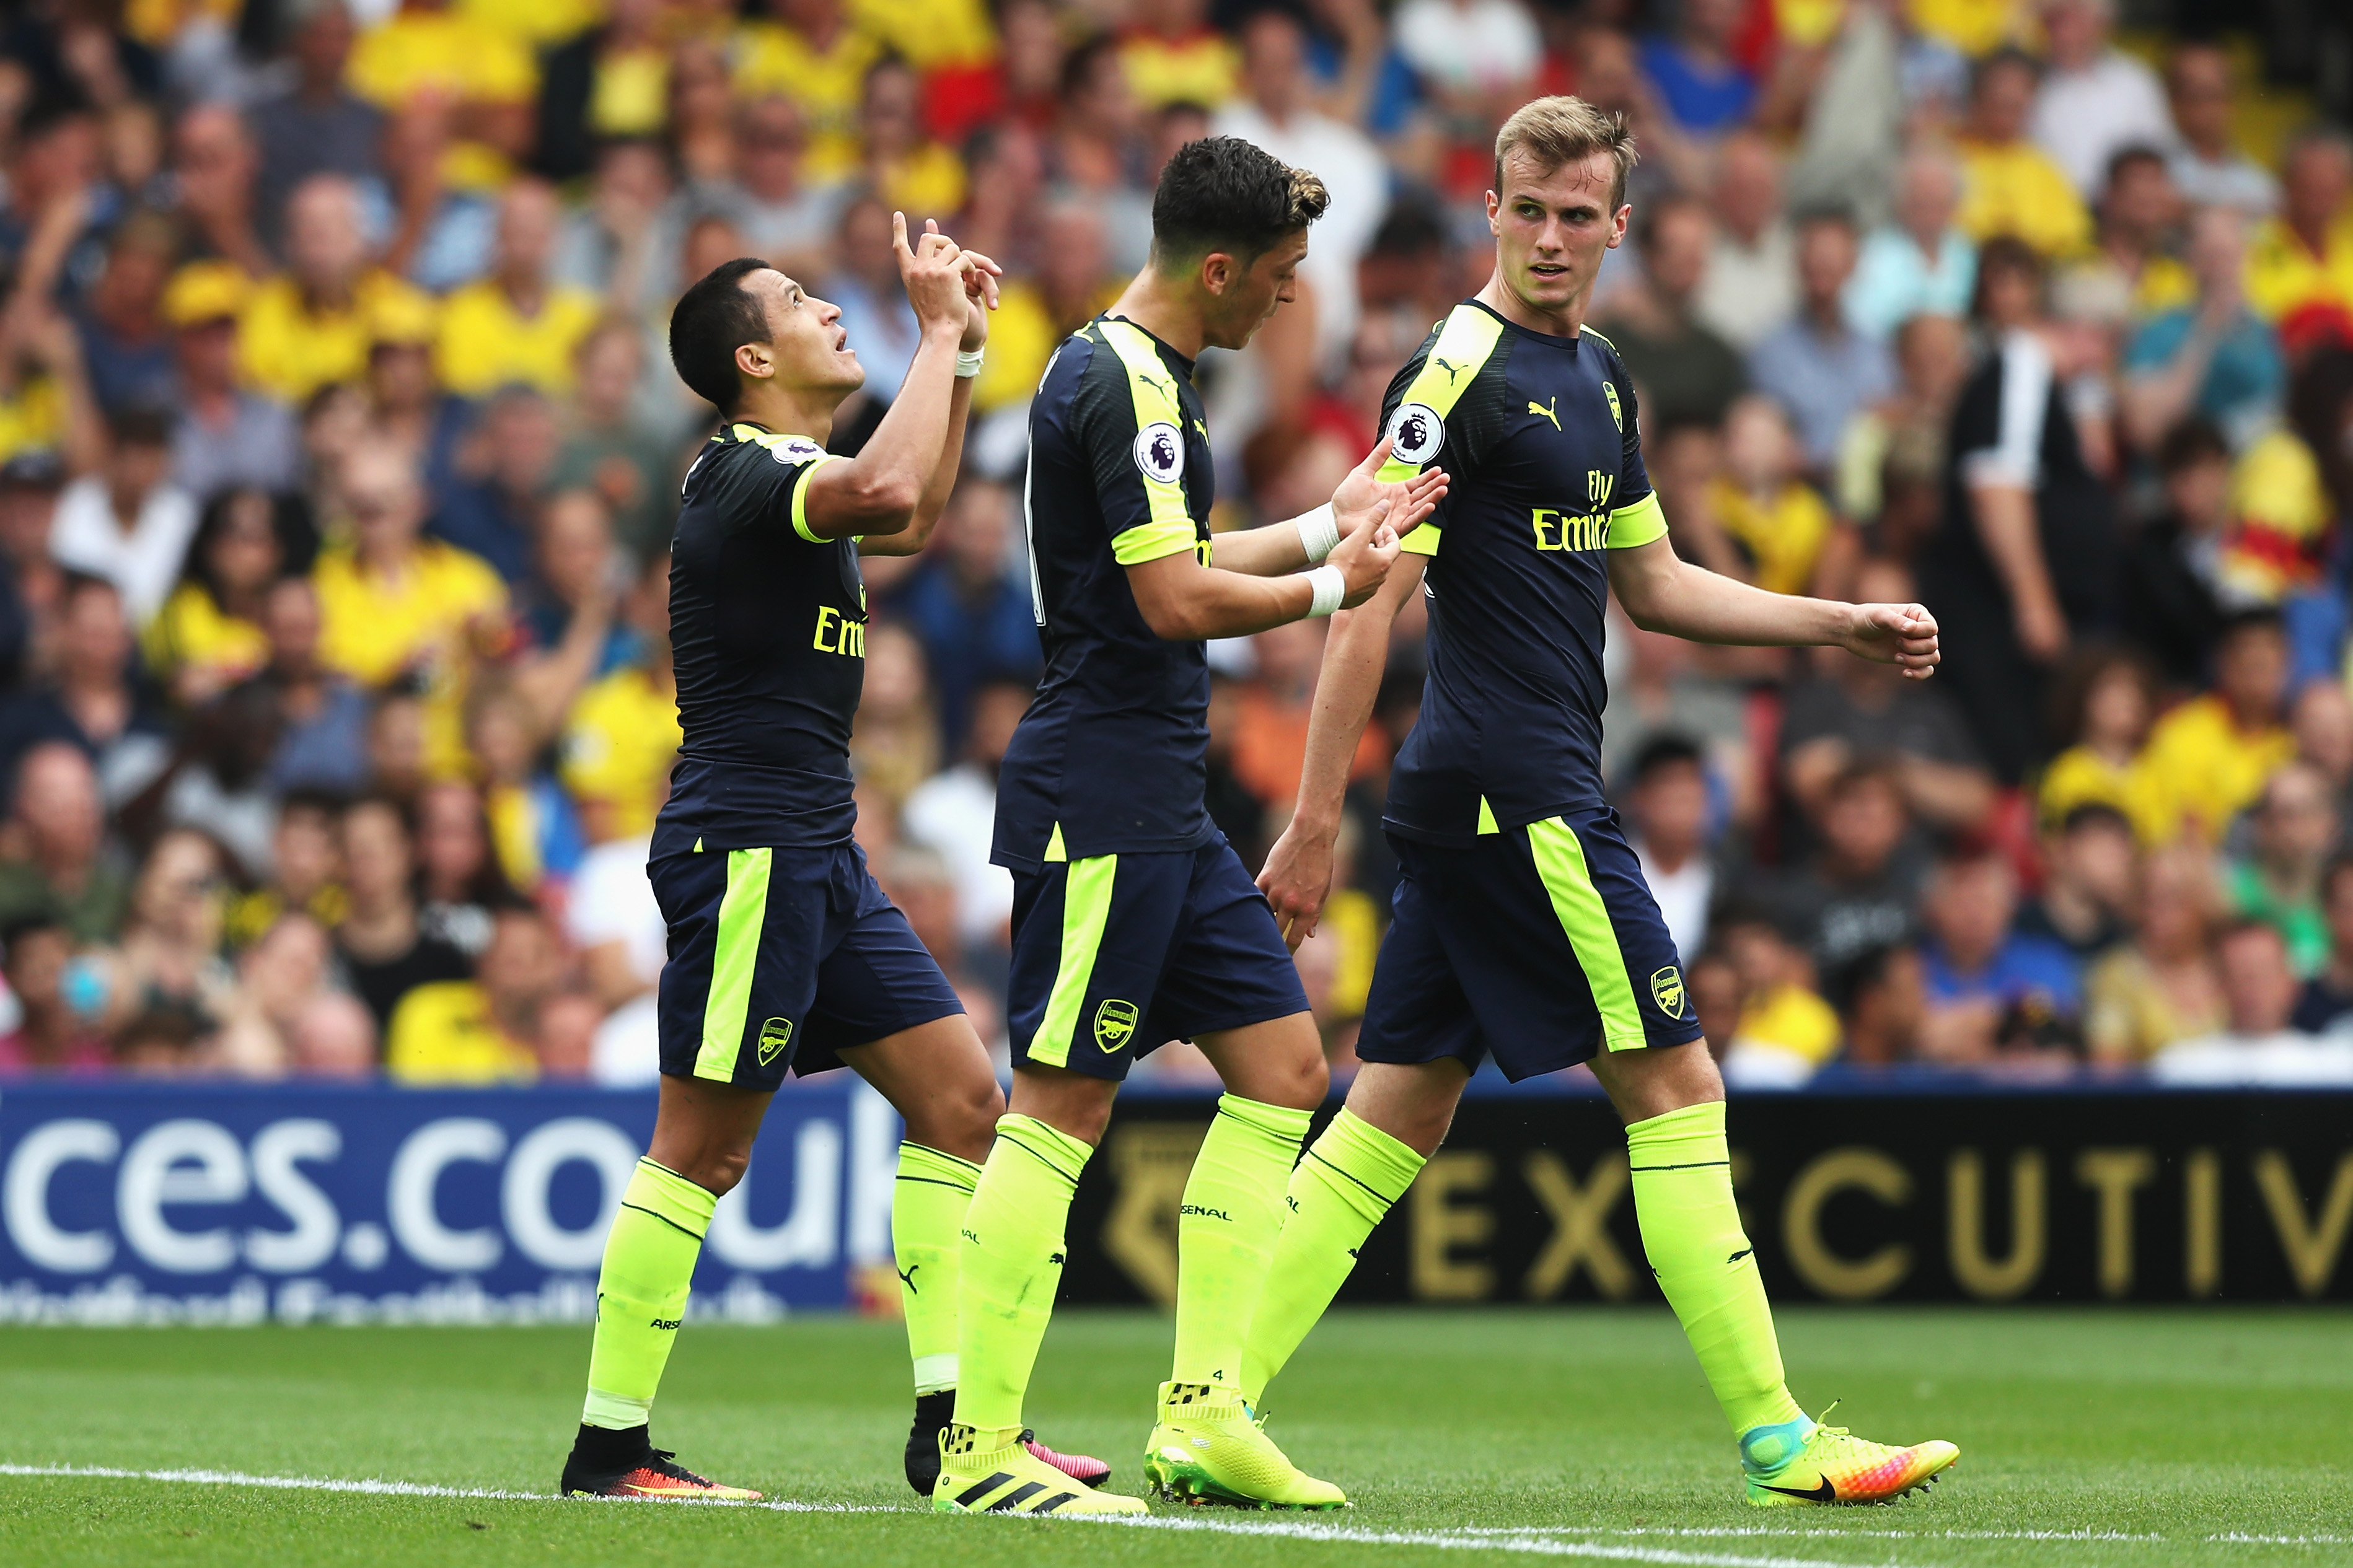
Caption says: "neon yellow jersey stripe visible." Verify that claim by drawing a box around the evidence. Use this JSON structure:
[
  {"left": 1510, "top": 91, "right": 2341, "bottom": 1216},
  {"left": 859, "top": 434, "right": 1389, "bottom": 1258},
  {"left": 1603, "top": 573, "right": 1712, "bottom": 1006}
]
[
  {"left": 1375, "top": 304, "right": 1506, "bottom": 486},
  {"left": 1400, "top": 523, "right": 1442, "bottom": 557},
  {"left": 1524, "top": 818, "right": 1647, "bottom": 1051},
  {"left": 1094, "top": 318, "right": 1199, "bottom": 548},
  {"left": 1029, "top": 854, "right": 1118, "bottom": 1069},
  {"left": 790, "top": 452, "right": 840, "bottom": 543},
  {"left": 1112, "top": 517, "right": 1200, "bottom": 566},
  {"left": 724, "top": 424, "right": 838, "bottom": 543},
  {"left": 1608, "top": 489, "right": 1668, "bottom": 549},
  {"left": 695, "top": 848, "right": 773, "bottom": 1081}
]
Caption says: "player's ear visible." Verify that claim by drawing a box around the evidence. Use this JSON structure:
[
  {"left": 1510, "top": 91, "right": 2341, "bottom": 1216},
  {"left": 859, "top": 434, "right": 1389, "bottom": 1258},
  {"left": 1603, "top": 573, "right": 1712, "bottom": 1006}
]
[
  {"left": 1199, "top": 250, "right": 1234, "bottom": 298},
  {"left": 1608, "top": 204, "right": 1631, "bottom": 248},
  {"left": 734, "top": 339, "right": 775, "bottom": 383}
]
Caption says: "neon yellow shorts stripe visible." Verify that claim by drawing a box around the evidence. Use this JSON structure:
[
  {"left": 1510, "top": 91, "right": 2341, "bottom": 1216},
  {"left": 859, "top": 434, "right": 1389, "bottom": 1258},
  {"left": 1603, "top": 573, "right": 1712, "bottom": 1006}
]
[
  {"left": 696, "top": 848, "right": 773, "bottom": 1081},
  {"left": 1029, "top": 855, "right": 1119, "bottom": 1069},
  {"left": 1524, "top": 818, "right": 1647, "bottom": 1051}
]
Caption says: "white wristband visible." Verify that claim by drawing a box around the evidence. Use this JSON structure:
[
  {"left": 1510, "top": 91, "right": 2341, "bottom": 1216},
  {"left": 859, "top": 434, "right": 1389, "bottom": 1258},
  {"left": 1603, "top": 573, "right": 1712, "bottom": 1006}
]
[
  {"left": 1304, "top": 564, "right": 1346, "bottom": 618},
  {"left": 954, "top": 348, "right": 985, "bottom": 379},
  {"left": 1292, "top": 502, "right": 1339, "bottom": 563}
]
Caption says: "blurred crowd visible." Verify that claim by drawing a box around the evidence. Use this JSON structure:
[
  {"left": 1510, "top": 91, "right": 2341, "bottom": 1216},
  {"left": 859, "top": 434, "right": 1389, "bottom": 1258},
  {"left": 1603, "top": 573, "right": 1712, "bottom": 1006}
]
[{"left": 0, "top": 0, "right": 2346, "bottom": 1087}]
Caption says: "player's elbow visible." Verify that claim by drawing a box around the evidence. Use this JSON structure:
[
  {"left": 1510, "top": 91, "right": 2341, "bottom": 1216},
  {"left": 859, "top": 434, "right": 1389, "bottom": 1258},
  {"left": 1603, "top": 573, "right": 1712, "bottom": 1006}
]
[
  {"left": 1616, "top": 586, "right": 1668, "bottom": 633},
  {"left": 1135, "top": 593, "right": 1211, "bottom": 642},
  {"left": 1611, "top": 564, "right": 1680, "bottom": 634}
]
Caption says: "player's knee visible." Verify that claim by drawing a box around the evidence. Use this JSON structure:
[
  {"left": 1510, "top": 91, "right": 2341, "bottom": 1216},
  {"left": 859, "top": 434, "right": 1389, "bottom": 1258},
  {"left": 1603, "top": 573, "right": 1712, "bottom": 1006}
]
[
  {"left": 907, "top": 1074, "right": 1005, "bottom": 1163},
  {"left": 687, "top": 1146, "right": 752, "bottom": 1198},
  {"left": 1291, "top": 1048, "right": 1331, "bottom": 1109},
  {"left": 1250, "top": 1041, "right": 1329, "bottom": 1111}
]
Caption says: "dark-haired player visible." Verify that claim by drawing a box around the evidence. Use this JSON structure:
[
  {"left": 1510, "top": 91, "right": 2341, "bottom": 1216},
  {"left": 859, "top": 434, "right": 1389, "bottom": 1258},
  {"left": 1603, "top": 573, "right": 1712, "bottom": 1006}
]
[
  {"left": 931, "top": 137, "right": 1445, "bottom": 1516},
  {"left": 1255, "top": 97, "right": 1962, "bottom": 1509},
  {"left": 558, "top": 219, "right": 1107, "bottom": 1507}
]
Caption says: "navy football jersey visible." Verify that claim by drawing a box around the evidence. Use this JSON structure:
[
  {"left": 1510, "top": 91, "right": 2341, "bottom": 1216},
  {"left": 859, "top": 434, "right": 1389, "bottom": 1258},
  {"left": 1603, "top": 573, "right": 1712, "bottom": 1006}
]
[
  {"left": 1374, "top": 299, "right": 1669, "bottom": 846},
  {"left": 993, "top": 315, "right": 1218, "bottom": 871},
  {"left": 656, "top": 421, "right": 868, "bottom": 854}
]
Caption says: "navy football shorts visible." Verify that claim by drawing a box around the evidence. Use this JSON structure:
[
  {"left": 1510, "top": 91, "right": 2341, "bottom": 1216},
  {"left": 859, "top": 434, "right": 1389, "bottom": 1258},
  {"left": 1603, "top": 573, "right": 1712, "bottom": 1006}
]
[
  {"left": 651, "top": 839, "right": 964, "bottom": 1091},
  {"left": 1006, "top": 833, "right": 1311, "bottom": 1081},
  {"left": 1357, "top": 807, "right": 1702, "bottom": 1081}
]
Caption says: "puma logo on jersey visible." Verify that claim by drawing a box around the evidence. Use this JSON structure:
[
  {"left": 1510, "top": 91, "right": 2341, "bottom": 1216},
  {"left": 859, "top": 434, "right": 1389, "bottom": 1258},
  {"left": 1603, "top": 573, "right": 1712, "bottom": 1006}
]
[
  {"left": 1434, "top": 356, "right": 1467, "bottom": 385},
  {"left": 1528, "top": 396, "right": 1560, "bottom": 430}
]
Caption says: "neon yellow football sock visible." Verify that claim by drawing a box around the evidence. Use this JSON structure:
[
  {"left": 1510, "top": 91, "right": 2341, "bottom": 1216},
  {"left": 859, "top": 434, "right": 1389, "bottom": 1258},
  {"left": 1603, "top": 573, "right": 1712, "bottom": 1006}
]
[
  {"left": 1169, "top": 1094, "right": 1314, "bottom": 1391},
  {"left": 1238, "top": 1108, "right": 1423, "bottom": 1401},
  {"left": 952, "top": 1114, "right": 1093, "bottom": 1442},
  {"left": 1626, "top": 1100, "right": 1805, "bottom": 1439},
  {"left": 582, "top": 1158, "right": 715, "bottom": 1429},
  {"left": 895, "top": 1143, "right": 981, "bottom": 1395}
]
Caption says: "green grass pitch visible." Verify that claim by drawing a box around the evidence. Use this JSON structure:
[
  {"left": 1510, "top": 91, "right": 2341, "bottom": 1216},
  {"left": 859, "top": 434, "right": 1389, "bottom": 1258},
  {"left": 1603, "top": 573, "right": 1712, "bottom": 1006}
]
[{"left": 3, "top": 1308, "right": 2350, "bottom": 1567}]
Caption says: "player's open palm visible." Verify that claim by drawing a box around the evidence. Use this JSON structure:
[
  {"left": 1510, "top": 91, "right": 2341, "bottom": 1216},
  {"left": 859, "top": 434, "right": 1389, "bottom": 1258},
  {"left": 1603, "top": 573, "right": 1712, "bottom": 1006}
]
[
  {"left": 1840, "top": 602, "right": 1942, "bottom": 679},
  {"left": 1331, "top": 436, "right": 1448, "bottom": 541}
]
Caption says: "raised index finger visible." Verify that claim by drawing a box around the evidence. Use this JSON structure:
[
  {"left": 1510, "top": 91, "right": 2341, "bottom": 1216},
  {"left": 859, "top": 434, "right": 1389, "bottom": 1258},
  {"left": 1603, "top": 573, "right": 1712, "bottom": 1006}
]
[{"left": 891, "top": 211, "right": 913, "bottom": 260}]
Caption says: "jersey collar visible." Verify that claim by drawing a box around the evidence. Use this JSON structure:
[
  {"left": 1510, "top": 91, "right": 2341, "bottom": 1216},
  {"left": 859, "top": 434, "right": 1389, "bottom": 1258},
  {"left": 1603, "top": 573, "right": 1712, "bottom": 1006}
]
[
  {"left": 1465, "top": 296, "right": 1585, "bottom": 351},
  {"left": 1097, "top": 313, "right": 1198, "bottom": 378},
  {"left": 720, "top": 419, "right": 820, "bottom": 445}
]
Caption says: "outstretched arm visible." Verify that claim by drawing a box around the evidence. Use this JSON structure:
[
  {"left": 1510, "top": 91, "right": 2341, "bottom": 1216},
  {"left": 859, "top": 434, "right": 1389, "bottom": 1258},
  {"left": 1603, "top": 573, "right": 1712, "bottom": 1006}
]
[
  {"left": 1257, "top": 553, "right": 1427, "bottom": 948},
  {"left": 1606, "top": 534, "right": 1941, "bottom": 677},
  {"left": 861, "top": 256, "right": 993, "bottom": 558},
  {"left": 805, "top": 216, "right": 1000, "bottom": 543}
]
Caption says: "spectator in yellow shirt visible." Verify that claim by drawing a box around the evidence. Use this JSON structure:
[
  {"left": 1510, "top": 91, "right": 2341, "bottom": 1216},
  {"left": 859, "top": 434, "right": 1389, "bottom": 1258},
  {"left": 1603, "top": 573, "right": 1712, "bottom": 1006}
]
[
  {"left": 1956, "top": 50, "right": 2093, "bottom": 258},
  {"left": 1907, "top": 0, "right": 2021, "bottom": 58},
  {"left": 560, "top": 554, "right": 680, "bottom": 844},
  {"left": 2061, "top": 146, "right": 2196, "bottom": 321},
  {"left": 2245, "top": 127, "right": 2353, "bottom": 324},
  {"left": 848, "top": 0, "right": 994, "bottom": 71},
  {"left": 240, "top": 176, "right": 438, "bottom": 403},
  {"left": 385, "top": 905, "right": 578, "bottom": 1084},
  {"left": 732, "top": 0, "right": 886, "bottom": 184},
  {"left": 346, "top": 0, "right": 537, "bottom": 190},
  {"left": 860, "top": 57, "right": 966, "bottom": 224},
  {"left": 1120, "top": 0, "right": 1240, "bottom": 110},
  {"left": 144, "top": 488, "right": 297, "bottom": 710},
  {"left": 314, "top": 445, "right": 510, "bottom": 779},
  {"left": 1715, "top": 909, "right": 1844, "bottom": 1085},
  {"left": 0, "top": 305, "right": 99, "bottom": 473},
  {"left": 2139, "top": 610, "right": 2297, "bottom": 844},
  {"left": 1707, "top": 394, "right": 1840, "bottom": 597},
  {"left": 433, "top": 179, "right": 603, "bottom": 398},
  {"left": 2035, "top": 647, "right": 2170, "bottom": 843},
  {"left": 971, "top": 201, "right": 1122, "bottom": 412}
]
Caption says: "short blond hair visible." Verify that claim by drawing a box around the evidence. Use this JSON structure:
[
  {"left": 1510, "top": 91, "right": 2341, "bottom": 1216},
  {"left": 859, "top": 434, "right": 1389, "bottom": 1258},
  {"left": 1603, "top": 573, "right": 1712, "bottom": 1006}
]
[{"left": 1493, "top": 96, "right": 1638, "bottom": 209}]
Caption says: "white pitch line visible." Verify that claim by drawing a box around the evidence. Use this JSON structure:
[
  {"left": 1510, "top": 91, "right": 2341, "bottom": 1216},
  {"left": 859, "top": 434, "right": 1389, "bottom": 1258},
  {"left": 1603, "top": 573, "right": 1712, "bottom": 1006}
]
[
  {"left": 1449, "top": 1527, "right": 2166, "bottom": 1544},
  {"left": 1065, "top": 1512, "right": 1933, "bottom": 1568},
  {"left": 0, "top": 1463, "right": 894, "bottom": 1514},
  {"left": 8, "top": 1461, "right": 2323, "bottom": 1563},
  {"left": 0, "top": 1463, "right": 1935, "bottom": 1566}
]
